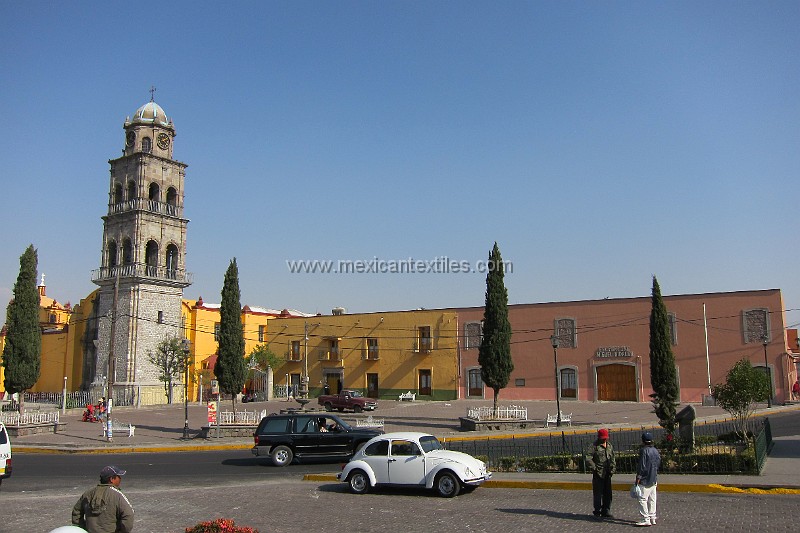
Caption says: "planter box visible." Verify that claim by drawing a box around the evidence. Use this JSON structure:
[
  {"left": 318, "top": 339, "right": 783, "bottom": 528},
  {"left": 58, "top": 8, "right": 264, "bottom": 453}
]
[
  {"left": 200, "top": 425, "right": 256, "bottom": 439},
  {"left": 6, "top": 422, "right": 67, "bottom": 437},
  {"left": 459, "top": 417, "right": 540, "bottom": 432}
]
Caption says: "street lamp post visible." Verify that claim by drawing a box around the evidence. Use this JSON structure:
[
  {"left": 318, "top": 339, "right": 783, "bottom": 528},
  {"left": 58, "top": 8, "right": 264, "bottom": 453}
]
[
  {"left": 550, "top": 335, "right": 562, "bottom": 427},
  {"left": 182, "top": 338, "right": 191, "bottom": 439},
  {"left": 762, "top": 335, "right": 772, "bottom": 408}
]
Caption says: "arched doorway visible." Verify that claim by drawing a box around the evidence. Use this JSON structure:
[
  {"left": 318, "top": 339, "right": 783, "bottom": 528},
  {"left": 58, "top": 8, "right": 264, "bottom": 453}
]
[{"left": 596, "top": 363, "right": 637, "bottom": 401}]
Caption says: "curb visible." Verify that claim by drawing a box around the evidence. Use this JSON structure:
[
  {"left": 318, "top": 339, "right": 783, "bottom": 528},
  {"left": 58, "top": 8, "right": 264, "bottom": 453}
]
[{"left": 303, "top": 474, "right": 800, "bottom": 495}]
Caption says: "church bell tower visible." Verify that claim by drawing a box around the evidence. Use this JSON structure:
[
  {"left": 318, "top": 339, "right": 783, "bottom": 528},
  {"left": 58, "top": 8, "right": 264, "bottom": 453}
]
[{"left": 90, "top": 95, "right": 191, "bottom": 401}]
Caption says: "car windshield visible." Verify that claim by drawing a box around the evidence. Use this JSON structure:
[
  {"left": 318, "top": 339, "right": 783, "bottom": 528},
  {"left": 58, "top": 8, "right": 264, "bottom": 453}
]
[
  {"left": 419, "top": 435, "right": 442, "bottom": 453},
  {"left": 335, "top": 418, "right": 353, "bottom": 431}
]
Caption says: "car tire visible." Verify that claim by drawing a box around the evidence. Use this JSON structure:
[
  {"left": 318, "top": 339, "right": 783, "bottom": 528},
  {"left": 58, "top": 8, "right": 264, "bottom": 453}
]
[
  {"left": 353, "top": 404, "right": 363, "bottom": 413},
  {"left": 348, "top": 469, "right": 370, "bottom": 494},
  {"left": 324, "top": 402, "right": 332, "bottom": 412},
  {"left": 435, "top": 471, "right": 461, "bottom": 498},
  {"left": 271, "top": 445, "right": 294, "bottom": 467}
]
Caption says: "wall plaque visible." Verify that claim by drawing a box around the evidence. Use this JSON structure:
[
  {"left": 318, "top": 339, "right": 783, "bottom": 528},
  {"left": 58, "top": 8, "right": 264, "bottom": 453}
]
[{"left": 595, "top": 346, "right": 633, "bottom": 358}]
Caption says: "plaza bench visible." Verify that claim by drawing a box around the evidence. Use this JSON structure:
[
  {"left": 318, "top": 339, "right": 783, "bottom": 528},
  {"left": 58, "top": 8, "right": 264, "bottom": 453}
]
[
  {"left": 398, "top": 391, "right": 416, "bottom": 402},
  {"left": 546, "top": 412, "right": 572, "bottom": 427},
  {"left": 102, "top": 419, "right": 135, "bottom": 438}
]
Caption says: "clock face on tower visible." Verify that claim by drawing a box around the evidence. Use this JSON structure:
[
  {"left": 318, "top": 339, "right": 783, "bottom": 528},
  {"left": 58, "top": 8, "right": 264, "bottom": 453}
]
[
  {"left": 125, "top": 130, "right": 135, "bottom": 147},
  {"left": 157, "top": 132, "right": 171, "bottom": 150}
]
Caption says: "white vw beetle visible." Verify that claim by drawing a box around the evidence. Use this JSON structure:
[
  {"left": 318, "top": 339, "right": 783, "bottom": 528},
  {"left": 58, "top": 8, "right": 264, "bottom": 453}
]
[{"left": 338, "top": 431, "right": 491, "bottom": 497}]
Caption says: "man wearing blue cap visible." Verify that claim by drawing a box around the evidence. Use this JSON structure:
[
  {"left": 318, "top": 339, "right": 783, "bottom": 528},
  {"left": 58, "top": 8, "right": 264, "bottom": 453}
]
[
  {"left": 635, "top": 432, "right": 661, "bottom": 527},
  {"left": 72, "top": 465, "right": 134, "bottom": 533}
]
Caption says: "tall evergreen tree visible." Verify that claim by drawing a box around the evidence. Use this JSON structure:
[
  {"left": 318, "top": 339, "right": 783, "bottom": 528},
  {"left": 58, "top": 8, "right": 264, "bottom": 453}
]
[
  {"left": 649, "top": 276, "right": 680, "bottom": 435},
  {"left": 478, "top": 242, "right": 513, "bottom": 415},
  {"left": 214, "top": 258, "right": 247, "bottom": 413},
  {"left": 2, "top": 245, "right": 42, "bottom": 415}
]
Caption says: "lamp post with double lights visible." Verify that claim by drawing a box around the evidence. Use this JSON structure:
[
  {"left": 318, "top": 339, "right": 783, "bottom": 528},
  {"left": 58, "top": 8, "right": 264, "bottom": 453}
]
[
  {"left": 550, "top": 335, "right": 562, "bottom": 427},
  {"left": 762, "top": 334, "right": 772, "bottom": 408}
]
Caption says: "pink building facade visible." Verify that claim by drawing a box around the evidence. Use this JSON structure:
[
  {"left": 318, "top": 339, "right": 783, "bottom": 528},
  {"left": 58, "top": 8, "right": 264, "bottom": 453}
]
[{"left": 455, "top": 289, "right": 798, "bottom": 405}]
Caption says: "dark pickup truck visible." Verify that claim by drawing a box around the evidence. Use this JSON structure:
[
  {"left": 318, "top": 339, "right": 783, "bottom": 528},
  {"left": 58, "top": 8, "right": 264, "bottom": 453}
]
[
  {"left": 318, "top": 389, "right": 378, "bottom": 413},
  {"left": 251, "top": 413, "right": 381, "bottom": 466}
]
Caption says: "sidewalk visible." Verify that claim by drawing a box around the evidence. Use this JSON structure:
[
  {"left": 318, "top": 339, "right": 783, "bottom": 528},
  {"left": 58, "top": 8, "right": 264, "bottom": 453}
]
[{"left": 10, "top": 398, "right": 800, "bottom": 493}]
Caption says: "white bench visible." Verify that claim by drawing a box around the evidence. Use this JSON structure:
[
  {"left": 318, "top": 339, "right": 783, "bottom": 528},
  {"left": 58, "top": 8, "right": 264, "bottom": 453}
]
[
  {"left": 398, "top": 391, "right": 416, "bottom": 402},
  {"left": 546, "top": 412, "right": 572, "bottom": 427},
  {"left": 102, "top": 419, "right": 135, "bottom": 438}
]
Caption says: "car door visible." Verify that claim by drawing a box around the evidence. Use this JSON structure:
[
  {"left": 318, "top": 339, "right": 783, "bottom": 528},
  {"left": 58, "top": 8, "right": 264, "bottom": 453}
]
[
  {"left": 320, "top": 416, "right": 353, "bottom": 457},
  {"left": 0, "top": 422, "right": 11, "bottom": 480},
  {"left": 293, "top": 416, "right": 326, "bottom": 456},
  {"left": 361, "top": 439, "right": 391, "bottom": 483},
  {"left": 387, "top": 439, "right": 426, "bottom": 486}
]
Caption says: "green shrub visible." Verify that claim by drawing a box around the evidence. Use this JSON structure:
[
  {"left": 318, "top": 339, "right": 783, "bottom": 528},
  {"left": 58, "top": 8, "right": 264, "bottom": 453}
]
[
  {"left": 496, "top": 456, "right": 518, "bottom": 471},
  {"left": 696, "top": 435, "right": 717, "bottom": 445}
]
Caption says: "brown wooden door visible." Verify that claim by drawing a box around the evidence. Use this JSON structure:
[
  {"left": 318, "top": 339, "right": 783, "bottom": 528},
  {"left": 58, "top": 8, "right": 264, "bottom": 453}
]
[{"left": 596, "top": 364, "right": 637, "bottom": 401}]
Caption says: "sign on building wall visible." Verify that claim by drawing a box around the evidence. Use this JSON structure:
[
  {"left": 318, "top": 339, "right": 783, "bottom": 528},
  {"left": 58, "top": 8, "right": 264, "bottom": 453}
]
[{"left": 595, "top": 346, "right": 633, "bottom": 358}]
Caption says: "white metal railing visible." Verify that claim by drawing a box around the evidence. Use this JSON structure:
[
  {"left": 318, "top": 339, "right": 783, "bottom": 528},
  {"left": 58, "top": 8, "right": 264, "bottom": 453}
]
[
  {"left": 217, "top": 409, "right": 266, "bottom": 425},
  {"left": 0, "top": 411, "right": 60, "bottom": 425},
  {"left": 356, "top": 415, "right": 384, "bottom": 428},
  {"left": 467, "top": 405, "right": 528, "bottom": 421}
]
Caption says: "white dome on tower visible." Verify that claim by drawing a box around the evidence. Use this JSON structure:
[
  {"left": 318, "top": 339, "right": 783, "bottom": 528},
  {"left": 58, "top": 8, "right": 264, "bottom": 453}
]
[{"left": 130, "top": 101, "right": 171, "bottom": 127}]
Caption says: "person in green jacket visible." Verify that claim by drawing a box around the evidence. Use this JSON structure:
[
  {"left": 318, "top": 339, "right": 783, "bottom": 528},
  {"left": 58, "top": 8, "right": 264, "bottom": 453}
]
[
  {"left": 586, "top": 428, "right": 616, "bottom": 518},
  {"left": 72, "top": 465, "right": 134, "bottom": 533}
]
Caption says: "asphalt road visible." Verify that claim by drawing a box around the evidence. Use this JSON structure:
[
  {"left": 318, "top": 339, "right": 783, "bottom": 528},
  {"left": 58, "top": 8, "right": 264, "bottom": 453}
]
[
  {"left": 5, "top": 410, "right": 797, "bottom": 532},
  {"left": 4, "top": 470, "right": 795, "bottom": 533},
  {"left": 7, "top": 449, "right": 339, "bottom": 492}
]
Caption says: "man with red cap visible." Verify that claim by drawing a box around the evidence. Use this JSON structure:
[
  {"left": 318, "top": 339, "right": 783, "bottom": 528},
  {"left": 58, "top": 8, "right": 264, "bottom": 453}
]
[{"left": 586, "top": 428, "right": 616, "bottom": 518}]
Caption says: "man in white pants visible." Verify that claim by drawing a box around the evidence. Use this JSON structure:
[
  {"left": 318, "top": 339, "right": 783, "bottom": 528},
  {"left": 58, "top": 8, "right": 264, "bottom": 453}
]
[{"left": 635, "top": 432, "right": 661, "bottom": 526}]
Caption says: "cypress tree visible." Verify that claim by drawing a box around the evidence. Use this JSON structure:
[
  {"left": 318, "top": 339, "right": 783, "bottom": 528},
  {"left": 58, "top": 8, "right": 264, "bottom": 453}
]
[
  {"left": 478, "top": 242, "right": 513, "bottom": 415},
  {"left": 649, "top": 276, "right": 679, "bottom": 435},
  {"left": 214, "top": 258, "right": 247, "bottom": 413},
  {"left": 2, "top": 245, "right": 42, "bottom": 415}
]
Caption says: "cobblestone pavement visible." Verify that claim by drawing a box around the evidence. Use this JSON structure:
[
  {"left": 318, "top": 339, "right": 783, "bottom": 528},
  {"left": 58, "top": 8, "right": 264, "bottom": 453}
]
[{"left": 5, "top": 476, "right": 794, "bottom": 533}]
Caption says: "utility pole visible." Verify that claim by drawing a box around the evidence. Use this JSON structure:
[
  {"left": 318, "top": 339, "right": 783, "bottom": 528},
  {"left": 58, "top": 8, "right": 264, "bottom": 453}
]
[
  {"left": 550, "top": 335, "right": 562, "bottom": 427},
  {"left": 182, "top": 338, "right": 191, "bottom": 439},
  {"left": 298, "top": 321, "right": 310, "bottom": 409},
  {"left": 106, "top": 272, "right": 119, "bottom": 442}
]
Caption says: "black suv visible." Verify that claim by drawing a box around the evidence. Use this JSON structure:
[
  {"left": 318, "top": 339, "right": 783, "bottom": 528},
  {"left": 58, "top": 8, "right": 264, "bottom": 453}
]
[{"left": 252, "top": 413, "right": 382, "bottom": 466}]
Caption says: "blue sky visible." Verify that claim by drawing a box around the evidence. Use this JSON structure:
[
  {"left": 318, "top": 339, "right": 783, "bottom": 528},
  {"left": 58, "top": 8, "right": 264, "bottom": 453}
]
[{"left": 1, "top": 2, "right": 798, "bottom": 331}]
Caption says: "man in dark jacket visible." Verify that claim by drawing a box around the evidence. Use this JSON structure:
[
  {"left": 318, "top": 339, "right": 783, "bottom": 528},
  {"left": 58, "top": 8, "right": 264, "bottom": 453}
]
[
  {"left": 72, "top": 465, "right": 134, "bottom": 533},
  {"left": 635, "top": 432, "right": 662, "bottom": 527},
  {"left": 586, "top": 428, "right": 616, "bottom": 518}
]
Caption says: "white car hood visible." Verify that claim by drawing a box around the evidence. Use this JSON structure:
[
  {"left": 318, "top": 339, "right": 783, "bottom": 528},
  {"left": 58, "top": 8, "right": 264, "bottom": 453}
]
[{"left": 426, "top": 449, "right": 485, "bottom": 471}]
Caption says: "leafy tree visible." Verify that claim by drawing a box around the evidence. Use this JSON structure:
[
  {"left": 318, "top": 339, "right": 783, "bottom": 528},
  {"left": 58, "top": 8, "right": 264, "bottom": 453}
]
[
  {"left": 246, "top": 344, "right": 281, "bottom": 400},
  {"left": 478, "top": 242, "right": 513, "bottom": 416},
  {"left": 214, "top": 258, "right": 247, "bottom": 413},
  {"left": 711, "top": 358, "right": 770, "bottom": 440},
  {"left": 648, "top": 276, "right": 680, "bottom": 435},
  {"left": 2, "top": 245, "right": 41, "bottom": 415},
  {"left": 247, "top": 344, "right": 281, "bottom": 372},
  {"left": 146, "top": 335, "right": 189, "bottom": 404}
]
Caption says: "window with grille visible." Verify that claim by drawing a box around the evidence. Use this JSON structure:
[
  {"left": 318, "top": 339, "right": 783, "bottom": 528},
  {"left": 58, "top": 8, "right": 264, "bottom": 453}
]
[
  {"left": 560, "top": 368, "right": 577, "bottom": 399},
  {"left": 554, "top": 318, "right": 576, "bottom": 348},
  {"left": 366, "top": 338, "right": 379, "bottom": 360},
  {"left": 743, "top": 308, "right": 770, "bottom": 343},
  {"left": 464, "top": 322, "right": 483, "bottom": 349}
]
